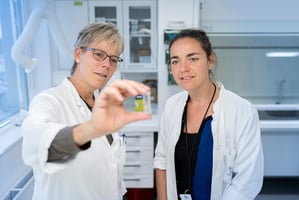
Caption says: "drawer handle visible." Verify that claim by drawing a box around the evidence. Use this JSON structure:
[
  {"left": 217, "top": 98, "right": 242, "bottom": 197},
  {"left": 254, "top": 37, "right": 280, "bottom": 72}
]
[
  {"left": 126, "top": 135, "right": 141, "bottom": 138},
  {"left": 126, "top": 150, "right": 141, "bottom": 153},
  {"left": 124, "top": 178, "right": 141, "bottom": 181},
  {"left": 124, "top": 164, "right": 141, "bottom": 167}
]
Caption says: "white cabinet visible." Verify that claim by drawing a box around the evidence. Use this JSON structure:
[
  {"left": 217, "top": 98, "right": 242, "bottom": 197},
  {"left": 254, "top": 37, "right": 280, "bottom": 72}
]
[
  {"left": 123, "top": 131, "right": 154, "bottom": 188},
  {"left": 89, "top": 0, "right": 157, "bottom": 71},
  {"left": 193, "top": 0, "right": 299, "bottom": 32},
  {"left": 262, "top": 130, "right": 299, "bottom": 176}
]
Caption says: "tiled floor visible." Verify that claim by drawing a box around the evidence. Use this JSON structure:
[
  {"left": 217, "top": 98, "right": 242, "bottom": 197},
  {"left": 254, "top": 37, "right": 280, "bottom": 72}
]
[{"left": 255, "top": 177, "right": 299, "bottom": 200}]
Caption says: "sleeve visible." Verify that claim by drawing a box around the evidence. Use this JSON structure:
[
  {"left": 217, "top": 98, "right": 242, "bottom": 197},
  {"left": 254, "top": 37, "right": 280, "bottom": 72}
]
[
  {"left": 222, "top": 106, "right": 264, "bottom": 200},
  {"left": 47, "top": 125, "right": 91, "bottom": 162},
  {"left": 21, "top": 92, "right": 76, "bottom": 174},
  {"left": 153, "top": 107, "right": 168, "bottom": 170}
]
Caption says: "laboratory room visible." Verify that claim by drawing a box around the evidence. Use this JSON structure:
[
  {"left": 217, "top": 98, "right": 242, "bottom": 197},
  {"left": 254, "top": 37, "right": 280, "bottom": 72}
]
[{"left": 1, "top": 0, "right": 299, "bottom": 199}]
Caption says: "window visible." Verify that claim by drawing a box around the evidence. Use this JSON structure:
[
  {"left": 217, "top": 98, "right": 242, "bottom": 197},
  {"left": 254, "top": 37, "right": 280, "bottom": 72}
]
[{"left": 0, "top": 0, "right": 28, "bottom": 126}]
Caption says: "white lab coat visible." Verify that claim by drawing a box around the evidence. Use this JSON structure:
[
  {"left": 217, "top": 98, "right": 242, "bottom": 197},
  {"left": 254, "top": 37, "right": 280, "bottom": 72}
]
[
  {"left": 22, "top": 78, "right": 126, "bottom": 200},
  {"left": 153, "top": 83, "right": 264, "bottom": 200}
]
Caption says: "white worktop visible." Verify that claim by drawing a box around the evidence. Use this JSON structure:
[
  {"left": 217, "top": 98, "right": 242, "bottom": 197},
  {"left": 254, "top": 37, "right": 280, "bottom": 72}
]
[
  {"left": 260, "top": 120, "right": 299, "bottom": 131},
  {"left": 254, "top": 104, "right": 299, "bottom": 110},
  {"left": 121, "top": 114, "right": 159, "bottom": 132},
  {"left": 254, "top": 104, "right": 299, "bottom": 131}
]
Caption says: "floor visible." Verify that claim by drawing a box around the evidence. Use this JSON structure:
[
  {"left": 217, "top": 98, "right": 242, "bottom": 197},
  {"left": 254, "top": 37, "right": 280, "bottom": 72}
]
[
  {"left": 255, "top": 177, "right": 299, "bottom": 200},
  {"left": 149, "top": 177, "right": 299, "bottom": 200}
]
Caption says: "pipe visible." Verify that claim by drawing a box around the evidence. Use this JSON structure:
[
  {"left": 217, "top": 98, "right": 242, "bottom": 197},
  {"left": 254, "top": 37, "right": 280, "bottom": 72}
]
[{"left": 11, "top": 6, "right": 73, "bottom": 73}]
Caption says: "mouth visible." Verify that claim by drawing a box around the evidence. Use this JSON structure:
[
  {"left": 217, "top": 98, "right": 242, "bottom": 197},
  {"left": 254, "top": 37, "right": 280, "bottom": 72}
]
[
  {"left": 95, "top": 72, "right": 107, "bottom": 78},
  {"left": 179, "top": 75, "right": 193, "bottom": 80}
]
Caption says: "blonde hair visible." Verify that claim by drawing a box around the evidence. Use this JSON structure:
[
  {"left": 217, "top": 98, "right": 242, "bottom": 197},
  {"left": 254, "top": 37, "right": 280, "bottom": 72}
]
[{"left": 71, "top": 22, "right": 124, "bottom": 74}]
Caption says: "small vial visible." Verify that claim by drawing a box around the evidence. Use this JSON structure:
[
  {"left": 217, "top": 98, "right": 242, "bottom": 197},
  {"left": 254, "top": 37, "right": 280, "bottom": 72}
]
[{"left": 134, "top": 91, "right": 152, "bottom": 114}]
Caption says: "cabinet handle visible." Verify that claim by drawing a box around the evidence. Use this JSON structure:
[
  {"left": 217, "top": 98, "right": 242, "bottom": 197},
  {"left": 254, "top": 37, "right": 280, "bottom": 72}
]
[
  {"left": 199, "top": 2, "right": 203, "bottom": 28},
  {"left": 126, "top": 149, "right": 141, "bottom": 153},
  {"left": 124, "top": 164, "right": 141, "bottom": 167},
  {"left": 124, "top": 178, "right": 141, "bottom": 182},
  {"left": 126, "top": 135, "right": 141, "bottom": 138}
]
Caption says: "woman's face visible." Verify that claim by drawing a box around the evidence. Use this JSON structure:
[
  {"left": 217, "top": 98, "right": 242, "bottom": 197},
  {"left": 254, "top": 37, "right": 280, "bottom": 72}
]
[
  {"left": 74, "top": 40, "right": 120, "bottom": 90},
  {"left": 169, "top": 37, "right": 214, "bottom": 91}
]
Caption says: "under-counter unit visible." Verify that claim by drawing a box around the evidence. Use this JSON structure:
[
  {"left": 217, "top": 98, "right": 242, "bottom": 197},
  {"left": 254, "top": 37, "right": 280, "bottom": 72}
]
[
  {"left": 256, "top": 104, "right": 299, "bottom": 177},
  {"left": 123, "top": 131, "right": 154, "bottom": 188},
  {"left": 120, "top": 114, "right": 158, "bottom": 190},
  {"left": 88, "top": 0, "right": 157, "bottom": 71}
]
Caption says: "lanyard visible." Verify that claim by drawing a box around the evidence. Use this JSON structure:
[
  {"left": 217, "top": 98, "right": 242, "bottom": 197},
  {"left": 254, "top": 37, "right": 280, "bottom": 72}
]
[{"left": 183, "top": 83, "right": 216, "bottom": 194}]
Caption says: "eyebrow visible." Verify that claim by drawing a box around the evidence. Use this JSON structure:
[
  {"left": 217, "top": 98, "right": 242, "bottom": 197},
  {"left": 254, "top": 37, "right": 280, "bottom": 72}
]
[
  {"left": 187, "top": 52, "right": 200, "bottom": 57},
  {"left": 170, "top": 52, "right": 200, "bottom": 60}
]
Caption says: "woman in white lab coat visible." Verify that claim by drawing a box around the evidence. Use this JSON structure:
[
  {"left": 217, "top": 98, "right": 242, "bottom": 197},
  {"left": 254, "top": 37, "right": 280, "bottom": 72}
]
[
  {"left": 153, "top": 29, "right": 264, "bottom": 200},
  {"left": 22, "top": 22, "right": 151, "bottom": 200}
]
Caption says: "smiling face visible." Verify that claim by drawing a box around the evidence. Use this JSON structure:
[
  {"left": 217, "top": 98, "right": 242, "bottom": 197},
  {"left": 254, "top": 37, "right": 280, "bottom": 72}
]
[
  {"left": 169, "top": 37, "right": 215, "bottom": 92},
  {"left": 73, "top": 40, "right": 120, "bottom": 91}
]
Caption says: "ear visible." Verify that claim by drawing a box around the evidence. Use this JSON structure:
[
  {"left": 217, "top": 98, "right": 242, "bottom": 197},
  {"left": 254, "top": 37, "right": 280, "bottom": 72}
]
[
  {"left": 208, "top": 53, "right": 216, "bottom": 67},
  {"left": 74, "top": 48, "right": 81, "bottom": 62}
]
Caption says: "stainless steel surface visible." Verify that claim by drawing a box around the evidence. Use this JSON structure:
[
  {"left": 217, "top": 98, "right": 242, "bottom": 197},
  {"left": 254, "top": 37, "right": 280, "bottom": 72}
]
[{"left": 258, "top": 110, "right": 299, "bottom": 120}]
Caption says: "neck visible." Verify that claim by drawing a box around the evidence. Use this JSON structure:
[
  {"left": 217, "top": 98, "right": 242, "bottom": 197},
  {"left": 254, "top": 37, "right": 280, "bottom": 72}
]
[
  {"left": 69, "top": 76, "right": 95, "bottom": 106},
  {"left": 189, "top": 82, "right": 216, "bottom": 106}
]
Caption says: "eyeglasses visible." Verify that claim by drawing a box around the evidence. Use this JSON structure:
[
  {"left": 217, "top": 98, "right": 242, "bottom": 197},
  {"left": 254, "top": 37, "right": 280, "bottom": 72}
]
[{"left": 82, "top": 47, "right": 123, "bottom": 66}]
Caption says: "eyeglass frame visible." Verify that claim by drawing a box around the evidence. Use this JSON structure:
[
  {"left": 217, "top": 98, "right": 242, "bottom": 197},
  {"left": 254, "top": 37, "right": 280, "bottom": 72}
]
[{"left": 81, "top": 47, "right": 124, "bottom": 66}]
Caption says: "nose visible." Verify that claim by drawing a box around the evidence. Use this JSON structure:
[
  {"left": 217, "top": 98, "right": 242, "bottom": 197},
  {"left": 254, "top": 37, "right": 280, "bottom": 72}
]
[
  {"left": 100, "top": 57, "right": 112, "bottom": 68},
  {"left": 179, "top": 59, "right": 189, "bottom": 72}
]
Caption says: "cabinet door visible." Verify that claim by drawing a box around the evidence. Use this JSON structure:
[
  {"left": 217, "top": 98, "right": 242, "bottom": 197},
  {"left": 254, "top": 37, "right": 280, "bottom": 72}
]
[
  {"left": 88, "top": 1, "right": 124, "bottom": 67},
  {"left": 123, "top": 1, "right": 157, "bottom": 70},
  {"left": 194, "top": 0, "right": 299, "bottom": 32},
  {"left": 88, "top": 1, "right": 123, "bottom": 28}
]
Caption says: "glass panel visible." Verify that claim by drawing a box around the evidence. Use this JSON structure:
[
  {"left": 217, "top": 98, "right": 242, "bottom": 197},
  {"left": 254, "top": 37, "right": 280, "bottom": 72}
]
[
  {"left": 94, "top": 7, "right": 117, "bottom": 25},
  {"left": 214, "top": 47, "right": 299, "bottom": 104},
  {"left": 0, "top": 0, "right": 28, "bottom": 124},
  {"left": 129, "top": 6, "right": 151, "bottom": 63}
]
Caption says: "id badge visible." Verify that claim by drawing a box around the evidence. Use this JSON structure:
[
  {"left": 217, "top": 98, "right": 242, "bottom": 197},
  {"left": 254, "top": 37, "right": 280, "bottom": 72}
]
[{"left": 179, "top": 194, "right": 192, "bottom": 200}]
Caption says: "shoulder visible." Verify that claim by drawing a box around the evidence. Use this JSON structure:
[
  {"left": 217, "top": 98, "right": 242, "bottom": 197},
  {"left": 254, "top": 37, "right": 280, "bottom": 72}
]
[
  {"left": 30, "top": 78, "right": 76, "bottom": 108},
  {"left": 216, "top": 84, "right": 256, "bottom": 118},
  {"left": 220, "top": 84, "right": 253, "bottom": 109},
  {"left": 166, "top": 91, "right": 188, "bottom": 106}
]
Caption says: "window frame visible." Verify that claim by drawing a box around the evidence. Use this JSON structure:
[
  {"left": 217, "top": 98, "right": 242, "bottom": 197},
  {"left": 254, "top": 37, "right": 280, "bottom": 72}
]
[{"left": 0, "top": 0, "right": 28, "bottom": 127}]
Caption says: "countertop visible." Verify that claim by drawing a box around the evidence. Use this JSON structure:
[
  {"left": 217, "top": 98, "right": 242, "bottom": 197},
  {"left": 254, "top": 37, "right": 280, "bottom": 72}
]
[
  {"left": 121, "top": 114, "right": 159, "bottom": 132},
  {"left": 260, "top": 120, "right": 299, "bottom": 131},
  {"left": 254, "top": 104, "right": 299, "bottom": 131},
  {"left": 120, "top": 104, "right": 299, "bottom": 132}
]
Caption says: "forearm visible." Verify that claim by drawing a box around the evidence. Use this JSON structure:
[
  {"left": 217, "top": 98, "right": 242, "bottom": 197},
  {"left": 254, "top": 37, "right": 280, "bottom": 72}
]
[
  {"left": 72, "top": 121, "right": 97, "bottom": 146},
  {"left": 48, "top": 125, "right": 91, "bottom": 162},
  {"left": 155, "top": 169, "right": 167, "bottom": 200}
]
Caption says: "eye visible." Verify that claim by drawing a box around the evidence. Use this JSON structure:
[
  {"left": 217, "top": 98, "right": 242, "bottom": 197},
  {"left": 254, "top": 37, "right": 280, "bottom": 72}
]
[
  {"left": 170, "top": 59, "right": 178, "bottom": 65},
  {"left": 110, "top": 57, "right": 118, "bottom": 64},
  {"left": 94, "top": 51, "right": 107, "bottom": 60},
  {"left": 189, "top": 57, "right": 199, "bottom": 62}
]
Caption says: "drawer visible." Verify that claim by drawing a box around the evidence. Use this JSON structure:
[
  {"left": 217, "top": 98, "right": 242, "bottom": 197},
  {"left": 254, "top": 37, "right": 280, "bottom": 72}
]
[
  {"left": 125, "top": 146, "right": 153, "bottom": 162},
  {"left": 124, "top": 174, "right": 154, "bottom": 188},
  {"left": 124, "top": 132, "right": 153, "bottom": 147},
  {"left": 124, "top": 160, "right": 153, "bottom": 174}
]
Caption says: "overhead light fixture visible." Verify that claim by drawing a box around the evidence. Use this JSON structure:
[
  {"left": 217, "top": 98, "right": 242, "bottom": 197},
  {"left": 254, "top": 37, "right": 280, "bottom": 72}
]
[{"left": 266, "top": 52, "right": 299, "bottom": 57}]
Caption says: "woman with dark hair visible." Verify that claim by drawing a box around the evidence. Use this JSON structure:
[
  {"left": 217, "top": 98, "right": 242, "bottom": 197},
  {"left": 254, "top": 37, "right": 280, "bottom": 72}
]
[{"left": 154, "top": 29, "right": 263, "bottom": 200}]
